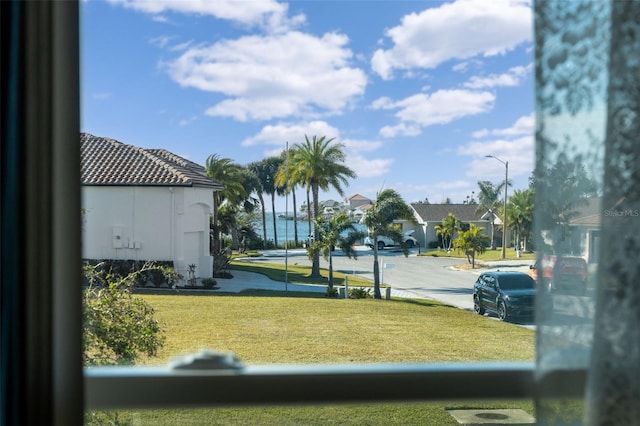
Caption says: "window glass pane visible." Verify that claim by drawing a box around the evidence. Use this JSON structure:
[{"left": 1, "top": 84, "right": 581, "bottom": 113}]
[{"left": 80, "top": 0, "right": 537, "bottom": 410}]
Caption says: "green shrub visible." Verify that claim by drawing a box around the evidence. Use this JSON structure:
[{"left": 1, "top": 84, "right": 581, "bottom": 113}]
[
  {"left": 325, "top": 286, "right": 339, "bottom": 297},
  {"left": 201, "top": 278, "right": 217, "bottom": 289},
  {"left": 349, "top": 287, "right": 372, "bottom": 299}
]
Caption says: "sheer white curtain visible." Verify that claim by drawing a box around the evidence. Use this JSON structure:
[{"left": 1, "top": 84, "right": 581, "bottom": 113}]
[{"left": 535, "top": 1, "right": 640, "bottom": 424}]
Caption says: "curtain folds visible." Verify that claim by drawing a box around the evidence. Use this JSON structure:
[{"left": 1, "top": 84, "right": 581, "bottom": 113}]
[{"left": 535, "top": 1, "right": 640, "bottom": 424}]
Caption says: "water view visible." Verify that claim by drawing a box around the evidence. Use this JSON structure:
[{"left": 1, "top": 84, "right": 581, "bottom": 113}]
[{"left": 254, "top": 213, "right": 367, "bottom": 246}]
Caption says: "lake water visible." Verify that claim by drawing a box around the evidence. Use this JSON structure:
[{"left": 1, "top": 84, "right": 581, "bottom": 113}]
[{"left": 254, "top": 212, "right": 367, "bottom": 245}]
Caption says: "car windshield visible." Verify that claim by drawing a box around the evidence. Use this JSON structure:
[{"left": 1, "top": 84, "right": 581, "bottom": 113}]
[{"left": 498, "top": 275, "right": 535, "bottom": 290}]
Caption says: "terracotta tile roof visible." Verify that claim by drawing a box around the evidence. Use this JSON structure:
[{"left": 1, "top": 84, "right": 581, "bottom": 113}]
[
  {"left": 411, "top": 203, "right": 489, "bottom": 223},
  {"left": 348, "top": 193, "right": 372, "bottom": 201},
  {"left": 80, "top": 133, "right": 223, "bottom": 189}
]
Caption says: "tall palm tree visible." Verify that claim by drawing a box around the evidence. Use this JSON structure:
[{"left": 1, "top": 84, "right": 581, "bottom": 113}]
[
  {"left": 475, "top": 180, "right": 505, "bottom": 250},
  {"left": 310, "top": 212, "right": 364, "bottom": 293},
  {"left": 289, "top": 135, "right": 356, "bottom": 277},
  {"left": 205, "top": 154, "right": 247, "bottom": 254},
  {"left": 223, "top": 167, "right": 260, "bottom": 250},
  {"left": 506, "top": 188, "right": 534, "bottom": 252},
  {"left": 362, "top": 189, "right": 416, "bottom": 299},
  {"left": 275, "top": 147, "right": 301, "bottom": 247},
  {"left": 261, "top": 156, "right": 284, "bottom": 247},
  {"left": 247, "top": 160, "right": 270, "bottom": 248}
]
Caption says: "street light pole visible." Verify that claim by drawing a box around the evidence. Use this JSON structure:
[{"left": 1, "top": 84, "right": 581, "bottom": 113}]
[{"left": 486, "top": 155, "right": 508, "bottom": 260}]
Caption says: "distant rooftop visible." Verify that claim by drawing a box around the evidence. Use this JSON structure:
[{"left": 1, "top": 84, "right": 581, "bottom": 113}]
[{"left": 411, "top": 203, "right": 489, "bottom": 222}]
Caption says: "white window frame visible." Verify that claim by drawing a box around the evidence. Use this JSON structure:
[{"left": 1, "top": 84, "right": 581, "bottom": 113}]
[{"left": 2, "top": 2, "right": 587, "bottom": 424}]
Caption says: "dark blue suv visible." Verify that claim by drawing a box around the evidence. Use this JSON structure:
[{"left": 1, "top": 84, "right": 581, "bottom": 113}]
[{"left": 473, "top": 271, "right": 536, "bottom": 321}]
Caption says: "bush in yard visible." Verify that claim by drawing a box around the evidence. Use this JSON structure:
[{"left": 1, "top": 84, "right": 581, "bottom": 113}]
[
  {"left": 201, "top": 277, "right": 217, "bottom": 289},
  {"left": 83, "top": 262, "right": 168, "bottom": 366},
  {"left": 349, "top": 287, "right": 372, "bottom": 299}
]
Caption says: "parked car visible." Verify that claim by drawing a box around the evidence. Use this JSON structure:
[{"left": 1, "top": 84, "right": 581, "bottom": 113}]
[
  {"left": 473, "top": 271, "right": 536, "bottom": 322},
  {"left": 528, "top": 254, "right": 588, "bottom": 295},
  {"left": 364, "top": 230, "right": 419, "bottom": 250}
]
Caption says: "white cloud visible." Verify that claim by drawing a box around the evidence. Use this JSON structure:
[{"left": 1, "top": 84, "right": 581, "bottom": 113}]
[
  {"left": 166, "top": 31, "right": 367, "bottom": 122},
  {"left": 242, "top": 122, "right": 391, "bottom": 178},
  {"left": 463, "top": 64, "right": 532, "bottom": 89},
  {"left": 375, "top": 89, "right": 495, "bottom": 137},
  {"left": 149, "top": 35, "right": 173, "bottom": 48},
  {"left": 460, "top": 135, "right": 534, "bottom": 180},
  {"left": 107, "top": 0, "right": 305, "bottom": 33},
  {"left": 472, "top": 113, "right": 534, "bottom": 138},
  {"left": 379, "top": 123, "right": 422, "bottom": 138},
  {"left": 346, "top": 154, "right": 394, "bottom": 178},
  {"left": 241, "top": 121, "right": 340, "bottom": 147},
  {"left": 371, "top": 0, "right": 532, "bottom": 79},
  {"left": 462, "top": 114, "right": 535, "bottom": 181}
]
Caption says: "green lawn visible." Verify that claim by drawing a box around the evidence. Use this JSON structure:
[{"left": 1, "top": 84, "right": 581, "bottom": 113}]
[
  {"left": 97, "top": 292, "right": 535, "bottom": 425},
  {"left": 419, "top": 247, "right": 536, "bottom": 262},
  {"left": 230, "top": 259, "right": 376, "bottom": 288}
]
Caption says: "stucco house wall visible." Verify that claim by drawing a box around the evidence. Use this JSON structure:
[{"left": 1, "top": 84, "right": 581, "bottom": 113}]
[
  {"left": 81, "top": 133, "right": 222, "bottom": 283},
  {"left": 82, "top": 186, "right": 214, "bottom": 278}
]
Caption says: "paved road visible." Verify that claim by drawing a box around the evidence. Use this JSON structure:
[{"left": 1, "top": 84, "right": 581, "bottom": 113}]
[
  {"left": 246, "top": 246, "right": 534, "bottom": 312},
  {"left": 242, "top": 248, "right": 597, "bottom": 338}
]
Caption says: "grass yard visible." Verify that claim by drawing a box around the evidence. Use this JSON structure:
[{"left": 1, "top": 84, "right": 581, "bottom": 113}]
[
  {"left": 419, "top": 248, "right": 536, "bottom": 262},
  {"left": 97, "top": 293, "right": 535, "bottom": 425},
  {"left": 230, "top": 260, "right": 375, "bottom": 288}
]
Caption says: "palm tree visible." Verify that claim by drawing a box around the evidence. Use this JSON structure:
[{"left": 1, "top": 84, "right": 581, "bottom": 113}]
[
  {"left": 453, "top": 224, "right": 489, "bottom": 268},
  {"left": 289, "top": 135, "right": 356, "bottom": 277},
  {"left": 221, "top": 167, "right": 260, "bottom": 250},
  {"left": 205, "top": 154, "right": 247, "bottom": 254},
  {"left": 275, "top": 148, "right": 301, "bottom": 247},
  {"left": 506, "top": 188, "right": 534, "bottom": 252},
  {"left": 362, "top": 189, "right": 416, "bottom": 299},
  {"left": 259, "top": 157, "right": 285, "bottom": 247},
  {"left": 434, "top": 213, "right": 457, "bottom": 252},
  {"left": 475, "top": 180, "right": 505, "bottom": 250},
  {"left": 247, "top": 160, "right": 271, "bottom": 248},
  {"left": 309, "top": 212, "right": 365, "bottom": 293}
]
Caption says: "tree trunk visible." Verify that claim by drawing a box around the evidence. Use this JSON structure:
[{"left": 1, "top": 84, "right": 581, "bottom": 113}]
[
  {"left": 258, "top": 193, "right": 267, "bottom": 249},
  {"left": 490, "top": 218, "right": 496, "bottom": 250},
  {"left": 310, "top": 183, "right": 321, "bottom": 277},
  {"left": 373, "top": 233, "right": 381, "bottom": 299},
  {"left": 328, "top": 252, "right": 333, "bottom": 290},
  {"left": 292, "top": 188, "right": 299, "bottom": 247},
  {"left": 306, "top": 188, "right": 312, "bottom": 241},
  {"left": 271, "top": 192, "right": 278, "bottom": 248}
]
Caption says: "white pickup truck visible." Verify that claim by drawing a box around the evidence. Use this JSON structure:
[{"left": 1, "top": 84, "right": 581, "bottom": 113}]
[{"left": 364, "top": 231, "right": 419, "bottom": 250}]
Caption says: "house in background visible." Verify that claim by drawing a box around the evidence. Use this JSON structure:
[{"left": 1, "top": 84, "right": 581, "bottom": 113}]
[
  {"left": 566, "top": 197, "right": 601, "bottom": 264},
  {"left": 409, "top": 203, "right": 499, "bottom": 249},
  {"left": 345, "top": 194, "right": 373, "bottom": 223},
  {"left": 81, "top": 133, "right": 223, "bottom": 283},
  {"left": 346, "top": 193, "right": 372, "bottom": 210}
]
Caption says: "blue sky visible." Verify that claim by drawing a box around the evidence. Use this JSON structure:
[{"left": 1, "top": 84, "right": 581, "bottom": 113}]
[{"left": 81, "top": 0, "right": 534, "bottom": 210}]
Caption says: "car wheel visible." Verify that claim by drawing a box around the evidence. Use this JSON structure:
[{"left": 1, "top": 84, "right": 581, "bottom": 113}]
[
  {"left": 406, "top": 239, "right": 414, "bottom": 248},
  {"left": 498, "top": 301, "right": 508, "bottom": 321},
  {"left": 377, "top": 241, "right": 385, "bottom": 251},
  {"left": 474, "top": 295, "right": 485, "bottom": 315}
]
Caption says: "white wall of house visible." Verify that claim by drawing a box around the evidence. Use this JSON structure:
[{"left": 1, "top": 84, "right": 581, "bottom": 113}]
[{"left": 82, "top": 185, "right": 214, "bottom": 282}]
